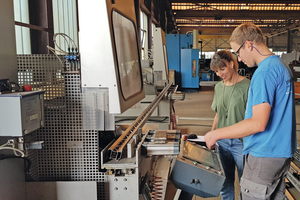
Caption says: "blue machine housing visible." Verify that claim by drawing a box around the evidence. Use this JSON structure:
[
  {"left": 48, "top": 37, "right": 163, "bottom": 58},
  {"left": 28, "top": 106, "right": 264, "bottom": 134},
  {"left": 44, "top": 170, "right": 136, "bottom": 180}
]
[
  {"left": 181, "top": 49, "right": 199, "bottom": 88},
  {"left": 180, "top": 34, "right": 193, "bottom": 49},
  {"left": 165, "top": 34, "right": 199, "bottom": 90},
  {"left": 165, "top": 34, "right": 181, "bottom": 87}
]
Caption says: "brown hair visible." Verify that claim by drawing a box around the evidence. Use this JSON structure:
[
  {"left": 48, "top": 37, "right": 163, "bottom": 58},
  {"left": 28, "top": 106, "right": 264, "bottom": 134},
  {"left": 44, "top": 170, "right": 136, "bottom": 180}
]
[
  {"left": 230, "top": 23, "right": 265, "bottom": 46},
  {"left": 210, "top": 50, "right": 239, "bottom": 72}
]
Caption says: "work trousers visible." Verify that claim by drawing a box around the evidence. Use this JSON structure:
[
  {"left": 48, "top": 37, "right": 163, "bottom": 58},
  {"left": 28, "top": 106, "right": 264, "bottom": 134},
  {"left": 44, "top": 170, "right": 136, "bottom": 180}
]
[{"left": 240, "top": 154, "right": 291, "bottom": 200}]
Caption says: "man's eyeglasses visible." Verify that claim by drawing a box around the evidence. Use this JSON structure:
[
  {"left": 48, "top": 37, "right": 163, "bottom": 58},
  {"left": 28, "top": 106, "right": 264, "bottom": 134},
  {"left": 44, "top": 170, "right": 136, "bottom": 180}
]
[{"left": 234, "top": 41, "right": 245, "bottom": 57}]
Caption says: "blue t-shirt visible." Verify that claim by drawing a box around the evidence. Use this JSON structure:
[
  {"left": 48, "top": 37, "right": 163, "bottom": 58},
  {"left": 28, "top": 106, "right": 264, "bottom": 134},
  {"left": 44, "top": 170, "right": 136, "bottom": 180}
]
[{"left": 243, "top": 55, "right": 297, "bottom": 158}]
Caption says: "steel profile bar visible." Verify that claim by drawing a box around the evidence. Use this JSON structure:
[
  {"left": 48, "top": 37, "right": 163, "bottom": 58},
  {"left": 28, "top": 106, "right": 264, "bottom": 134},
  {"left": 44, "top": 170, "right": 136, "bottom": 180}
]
[{"left": 108, "top": 83, "right": 172, "bottom": 160}]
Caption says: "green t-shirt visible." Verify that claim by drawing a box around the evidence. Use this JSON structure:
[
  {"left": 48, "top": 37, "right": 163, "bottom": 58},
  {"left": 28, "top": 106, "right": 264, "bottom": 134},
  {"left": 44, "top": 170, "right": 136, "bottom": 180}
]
[{"left": 211, "top": 78, "right": 250, "bottom": 129}]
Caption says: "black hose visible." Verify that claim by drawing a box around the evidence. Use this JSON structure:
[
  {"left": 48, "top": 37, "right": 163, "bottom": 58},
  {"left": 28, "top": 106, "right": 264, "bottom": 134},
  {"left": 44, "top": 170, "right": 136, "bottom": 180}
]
[{"left": 0, "top": 155, "right": 31, "bottom": 173}]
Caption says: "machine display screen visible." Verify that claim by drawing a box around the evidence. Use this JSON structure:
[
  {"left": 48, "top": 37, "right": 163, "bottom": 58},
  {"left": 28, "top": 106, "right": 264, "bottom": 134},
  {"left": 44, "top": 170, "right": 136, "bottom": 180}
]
[
  {"left": 182, "top": 141, "right": 221, "bottom": 171},
  {"left": 112, "top": 11, "right": 143, "bottom": 100}
]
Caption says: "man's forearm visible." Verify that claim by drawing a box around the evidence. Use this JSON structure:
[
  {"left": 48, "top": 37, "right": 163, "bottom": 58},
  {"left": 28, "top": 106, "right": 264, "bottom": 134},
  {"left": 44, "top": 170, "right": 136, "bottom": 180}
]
[
  {"left": 212, "top": 118, "right": 262, "bottom": 140},
  {"left": 205, "top": 103, "right": 271, "bottom": 149},
  {"left": 205, "top": 117, "right": 265, "bottom": 149}
]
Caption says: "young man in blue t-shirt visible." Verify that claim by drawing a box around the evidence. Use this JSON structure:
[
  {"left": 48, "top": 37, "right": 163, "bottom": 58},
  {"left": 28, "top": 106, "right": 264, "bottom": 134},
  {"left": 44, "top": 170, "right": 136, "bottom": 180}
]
[{"left": 204, "top": 23, "right": 297, "bottom": 199}]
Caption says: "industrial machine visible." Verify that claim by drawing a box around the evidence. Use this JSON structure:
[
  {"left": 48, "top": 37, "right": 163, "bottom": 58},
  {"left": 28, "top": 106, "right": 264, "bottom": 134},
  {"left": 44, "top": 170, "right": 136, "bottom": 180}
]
[
  {"left": 79, "top": 0, "right": 145, "bottom": 115},
  {"left": 0, "top": 0, "right": 224, "bottom": 200},
  {"left": 24, "top": 0, "right": 183, "bottom": 199},
  {"left": 115, "top": 27, "right": 183, "bottom": 130},
  {"left": 101, "top": 128, "right": 181, "bottom": 199},
  {"left": 165, "top": 32, "right": 200, "bottom": 90}
]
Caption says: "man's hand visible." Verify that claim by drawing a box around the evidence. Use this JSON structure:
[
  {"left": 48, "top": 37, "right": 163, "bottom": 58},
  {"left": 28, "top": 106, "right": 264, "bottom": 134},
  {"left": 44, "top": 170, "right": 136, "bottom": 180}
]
[{"left": 204, "top": 131, "right": 218, "bottom": 149}]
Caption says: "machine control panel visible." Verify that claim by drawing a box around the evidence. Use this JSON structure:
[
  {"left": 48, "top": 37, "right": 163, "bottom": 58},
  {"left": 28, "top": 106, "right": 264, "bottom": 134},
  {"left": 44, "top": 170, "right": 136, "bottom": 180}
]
[{"left": 170, "top": 141, "right": 225, "bottom": 198}]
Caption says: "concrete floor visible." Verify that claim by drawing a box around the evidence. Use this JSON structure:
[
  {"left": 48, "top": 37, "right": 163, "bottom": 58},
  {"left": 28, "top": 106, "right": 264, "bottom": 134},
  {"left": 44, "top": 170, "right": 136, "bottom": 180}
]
[{"left": 172, "top": 86, "right": 300, "bottom": 200}]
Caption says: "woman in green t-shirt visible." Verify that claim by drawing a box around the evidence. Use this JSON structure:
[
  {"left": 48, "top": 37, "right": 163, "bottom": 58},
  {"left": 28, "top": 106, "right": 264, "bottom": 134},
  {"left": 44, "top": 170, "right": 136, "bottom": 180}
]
[{"left": 210, "top": 50, "right": 250, "bottom": 200}]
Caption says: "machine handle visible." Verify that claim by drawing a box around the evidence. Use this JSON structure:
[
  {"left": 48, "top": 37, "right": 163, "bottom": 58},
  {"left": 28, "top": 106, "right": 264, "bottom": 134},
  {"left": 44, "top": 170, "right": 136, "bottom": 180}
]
[{"left": 190, "top": 178, "right": 200, "bottom": 185}]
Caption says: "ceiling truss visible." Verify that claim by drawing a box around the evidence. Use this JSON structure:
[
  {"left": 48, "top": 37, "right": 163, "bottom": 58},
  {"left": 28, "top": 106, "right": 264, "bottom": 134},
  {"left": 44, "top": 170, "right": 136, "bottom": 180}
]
[{"left": 168, "top": 1, "right": 300, "bottom": 35}]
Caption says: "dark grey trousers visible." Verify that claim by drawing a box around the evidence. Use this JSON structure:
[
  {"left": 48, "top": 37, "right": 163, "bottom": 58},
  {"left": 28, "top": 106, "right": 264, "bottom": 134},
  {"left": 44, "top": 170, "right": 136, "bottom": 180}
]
[{"left": 240, "top": 154, "right": 291, "bottom": 200}]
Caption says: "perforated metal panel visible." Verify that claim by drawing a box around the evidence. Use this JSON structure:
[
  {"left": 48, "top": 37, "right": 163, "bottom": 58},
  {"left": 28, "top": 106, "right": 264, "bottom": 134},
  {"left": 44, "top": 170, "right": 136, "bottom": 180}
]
[{"left": 18, "top": 55, "right": 107, "bottom": 199}]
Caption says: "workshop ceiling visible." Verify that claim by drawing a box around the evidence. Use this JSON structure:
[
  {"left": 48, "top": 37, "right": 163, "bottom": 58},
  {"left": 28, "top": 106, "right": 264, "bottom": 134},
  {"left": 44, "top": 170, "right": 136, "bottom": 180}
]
[{"left": 168, "top": 1, "right": 300, "bottom": 35}]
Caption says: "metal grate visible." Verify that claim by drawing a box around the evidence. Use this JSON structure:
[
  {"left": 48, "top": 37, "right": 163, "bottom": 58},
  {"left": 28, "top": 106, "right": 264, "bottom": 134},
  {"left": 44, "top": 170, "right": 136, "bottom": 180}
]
[{"left": 18, "top": 54, "right": 107, "bottom": 199}]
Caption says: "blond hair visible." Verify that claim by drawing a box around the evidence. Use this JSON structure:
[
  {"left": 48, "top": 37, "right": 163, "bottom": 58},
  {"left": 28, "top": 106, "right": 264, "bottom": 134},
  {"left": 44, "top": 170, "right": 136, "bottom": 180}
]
[{"left": 230, "top": 23, "right": 265, "bottom": 46}]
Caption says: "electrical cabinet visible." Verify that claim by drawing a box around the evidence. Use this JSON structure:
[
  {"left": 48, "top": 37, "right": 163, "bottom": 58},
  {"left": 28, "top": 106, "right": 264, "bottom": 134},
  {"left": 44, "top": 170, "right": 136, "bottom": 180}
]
[{"left": 0, "top": 90, "right": 44, "bottom": 136}]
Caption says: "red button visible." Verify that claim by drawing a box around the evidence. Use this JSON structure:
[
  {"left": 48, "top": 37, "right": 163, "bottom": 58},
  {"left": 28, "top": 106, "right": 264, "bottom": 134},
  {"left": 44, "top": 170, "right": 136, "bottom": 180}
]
[
  {"left": 22, "top": 85, "right": 32, "bottom": 91},
  {"left": 182, "top": 134, "right": 188, "bottom": 140}
]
